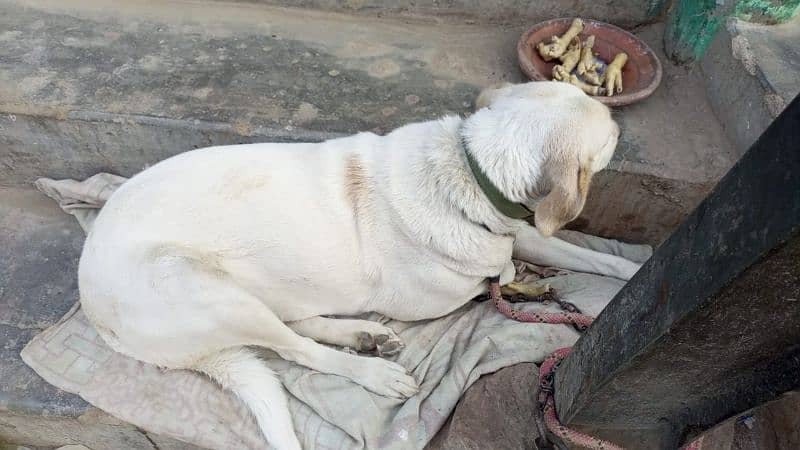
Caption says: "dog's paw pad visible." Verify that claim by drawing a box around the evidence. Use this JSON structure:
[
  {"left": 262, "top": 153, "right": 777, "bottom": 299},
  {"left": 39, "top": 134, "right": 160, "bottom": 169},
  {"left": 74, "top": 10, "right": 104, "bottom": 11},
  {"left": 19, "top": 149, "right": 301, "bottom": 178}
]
[
  {"left": 375, "top": 334, "right": 404, "bottom": 357},
  {"left": 354, "top": 331, "right": 404, "bottom": 356},
  {"left": 356, "top": 332, "right": 377, "bottom": 352}
]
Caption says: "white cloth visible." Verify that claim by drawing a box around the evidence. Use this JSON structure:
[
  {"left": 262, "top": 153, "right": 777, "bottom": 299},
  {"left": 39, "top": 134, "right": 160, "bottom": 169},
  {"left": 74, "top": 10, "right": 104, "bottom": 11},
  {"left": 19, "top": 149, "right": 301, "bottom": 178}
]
[{"left": 22, "top": 174, "right": 650, "bottom": 450}]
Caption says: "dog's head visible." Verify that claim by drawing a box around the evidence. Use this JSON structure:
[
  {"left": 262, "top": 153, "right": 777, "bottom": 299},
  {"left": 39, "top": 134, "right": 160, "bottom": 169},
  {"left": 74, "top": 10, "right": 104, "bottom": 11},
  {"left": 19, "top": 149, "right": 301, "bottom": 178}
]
[{"left": 464, "top": 81, "right": 619, "bottom": 236}]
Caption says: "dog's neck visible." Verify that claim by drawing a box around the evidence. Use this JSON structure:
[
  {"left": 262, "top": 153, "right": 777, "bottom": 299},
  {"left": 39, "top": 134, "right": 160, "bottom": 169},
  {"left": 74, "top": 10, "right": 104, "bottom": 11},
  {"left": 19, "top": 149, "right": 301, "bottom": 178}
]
[
  {"left": 458, "top": 127, "right": 534, "bottom": 221},
  {"left": 371, "top": 115, "right": 522, "bottom": 276},
  {"left": 414, "top": 116, "right": 528, "bottom": 237}
]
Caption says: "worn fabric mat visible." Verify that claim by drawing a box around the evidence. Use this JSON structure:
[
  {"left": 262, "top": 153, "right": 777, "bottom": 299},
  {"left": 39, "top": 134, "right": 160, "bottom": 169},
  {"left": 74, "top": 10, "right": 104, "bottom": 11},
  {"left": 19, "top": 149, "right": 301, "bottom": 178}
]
[{"left": 22, "top": 174, "right": 651, "bottom": 450}]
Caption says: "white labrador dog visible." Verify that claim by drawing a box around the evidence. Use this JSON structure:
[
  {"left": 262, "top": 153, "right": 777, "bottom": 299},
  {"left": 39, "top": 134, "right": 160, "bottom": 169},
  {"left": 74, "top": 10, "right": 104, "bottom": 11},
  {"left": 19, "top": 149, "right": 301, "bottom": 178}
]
[{"left": 79, "top": 81, "right": 640, "bottom": 449}]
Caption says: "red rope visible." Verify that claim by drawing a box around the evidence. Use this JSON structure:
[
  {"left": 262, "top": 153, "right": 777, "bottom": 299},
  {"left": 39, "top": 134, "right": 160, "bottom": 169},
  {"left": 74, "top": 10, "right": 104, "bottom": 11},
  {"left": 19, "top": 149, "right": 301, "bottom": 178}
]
[
  {"left": 539, "top": 348, "right": 624, "bottom": 450},
  {"left": 490, "top": 282, "right": 595, "bottom": 330},
  {"left": 489, "top": 280, "right": 624, "bottom": 450}
]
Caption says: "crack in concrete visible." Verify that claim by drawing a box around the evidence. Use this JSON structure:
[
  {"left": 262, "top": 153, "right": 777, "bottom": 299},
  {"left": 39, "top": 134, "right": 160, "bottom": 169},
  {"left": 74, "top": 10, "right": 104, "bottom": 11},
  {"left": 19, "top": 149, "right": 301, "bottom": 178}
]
[{"left": 137, "top": 427, "right": 161, "bottom": 450}]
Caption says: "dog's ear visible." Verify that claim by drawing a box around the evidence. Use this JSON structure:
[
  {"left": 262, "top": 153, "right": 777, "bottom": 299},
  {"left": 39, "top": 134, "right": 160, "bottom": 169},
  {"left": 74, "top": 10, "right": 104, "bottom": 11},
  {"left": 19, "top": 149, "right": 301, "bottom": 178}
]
[
  {"left": 534, "top": 158, "right": 592, "bottom": 237},
  {"left": 475, "top": 82, "right": 513, "bottom": 110}
]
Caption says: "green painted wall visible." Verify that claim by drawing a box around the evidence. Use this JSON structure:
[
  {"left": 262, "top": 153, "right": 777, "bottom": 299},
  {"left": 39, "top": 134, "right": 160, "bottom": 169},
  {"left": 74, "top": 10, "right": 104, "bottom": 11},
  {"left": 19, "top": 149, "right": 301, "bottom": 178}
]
[
  {"left": 664, "top": 0, "right": 726, "bottom": 64},
  {"left": 736, "top": 0, "right": 800, "bottom": 24},
  {"left": 665, "top": 0, "right": 799, "bottom": 63}
]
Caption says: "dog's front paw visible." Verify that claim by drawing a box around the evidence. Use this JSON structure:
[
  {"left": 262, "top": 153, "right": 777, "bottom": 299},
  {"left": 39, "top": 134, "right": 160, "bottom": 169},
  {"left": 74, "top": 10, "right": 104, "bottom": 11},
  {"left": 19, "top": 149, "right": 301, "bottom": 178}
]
[
  {"left": 356, "top": 358, "right": 418, "bottom": 399},
  {"left": 356, "top": 330, "right": 404, "bottom": 357}
]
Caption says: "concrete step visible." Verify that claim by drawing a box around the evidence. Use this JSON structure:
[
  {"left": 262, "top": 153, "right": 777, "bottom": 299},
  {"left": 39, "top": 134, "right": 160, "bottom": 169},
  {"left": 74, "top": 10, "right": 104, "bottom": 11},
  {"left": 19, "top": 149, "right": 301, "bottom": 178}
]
[
  {"left": 1, "top": 0, "right": 508, "bottom": 182},
  {"left": 702, "top": 15, "right": 800, "bottom": 156},
  {"left": 207, "top": 0, "right": 669, "bottom": 27},
  {"left": 0, "top": 0, "right": 738, "bottom": 246},
  {"left": 0, "top": 188, "right": 86, "bottom": 418}
]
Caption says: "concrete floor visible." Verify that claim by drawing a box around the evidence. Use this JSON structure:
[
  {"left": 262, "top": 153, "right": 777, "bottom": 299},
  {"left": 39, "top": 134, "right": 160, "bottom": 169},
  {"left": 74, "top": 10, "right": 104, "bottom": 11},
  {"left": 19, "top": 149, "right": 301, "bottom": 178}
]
[
  {"left": 1, "top": 0, "right": 737, "bottom": 246},
  {"left": 0, "top": 0, "right": 735, "bottom": 187},
  {"left": 702, "top": 15, "right": 800, "bottom": 155}
]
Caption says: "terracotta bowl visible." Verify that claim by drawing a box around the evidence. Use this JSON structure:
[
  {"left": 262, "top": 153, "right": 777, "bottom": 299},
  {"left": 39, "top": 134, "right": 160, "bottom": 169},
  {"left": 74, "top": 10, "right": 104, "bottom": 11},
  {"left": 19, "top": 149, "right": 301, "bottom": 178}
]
[{"left": 517, "top": 18, "right": 662, "bottom": 106}]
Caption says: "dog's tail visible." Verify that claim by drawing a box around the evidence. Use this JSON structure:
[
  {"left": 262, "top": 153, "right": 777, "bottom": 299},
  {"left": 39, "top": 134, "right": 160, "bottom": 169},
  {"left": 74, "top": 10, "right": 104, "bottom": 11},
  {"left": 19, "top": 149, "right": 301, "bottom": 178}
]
[{"left": 194, "top": 347, "right": 301, "bottom": 450}]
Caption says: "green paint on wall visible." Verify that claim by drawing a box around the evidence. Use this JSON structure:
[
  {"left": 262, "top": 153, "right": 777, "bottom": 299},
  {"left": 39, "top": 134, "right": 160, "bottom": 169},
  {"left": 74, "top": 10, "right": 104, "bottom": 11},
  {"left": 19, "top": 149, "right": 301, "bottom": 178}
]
[
  {"left": 666, "top": 0, "right": 799, "bottom": 63},
  {"left": 736, "top": 0, "right": 800, "bottom": 24},
  {"left": 645, "top": 0, "right": 671, "bottom": 18},
  {"left": 665, "top": 0, "right": 725, "bottom": 63}
]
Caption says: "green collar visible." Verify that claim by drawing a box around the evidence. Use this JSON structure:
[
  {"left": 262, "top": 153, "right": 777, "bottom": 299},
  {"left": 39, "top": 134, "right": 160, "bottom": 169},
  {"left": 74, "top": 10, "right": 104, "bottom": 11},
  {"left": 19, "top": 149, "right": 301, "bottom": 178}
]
[{"left": 460, "top": 133, "right": 534, "bottom": 220}]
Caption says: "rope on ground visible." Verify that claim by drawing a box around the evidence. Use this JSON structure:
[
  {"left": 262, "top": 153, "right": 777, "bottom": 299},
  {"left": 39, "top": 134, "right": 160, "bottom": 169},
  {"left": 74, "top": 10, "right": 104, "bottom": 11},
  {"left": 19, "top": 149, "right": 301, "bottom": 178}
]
[{"left": 488, "top": 279, "right": 624, "bottom": 450}]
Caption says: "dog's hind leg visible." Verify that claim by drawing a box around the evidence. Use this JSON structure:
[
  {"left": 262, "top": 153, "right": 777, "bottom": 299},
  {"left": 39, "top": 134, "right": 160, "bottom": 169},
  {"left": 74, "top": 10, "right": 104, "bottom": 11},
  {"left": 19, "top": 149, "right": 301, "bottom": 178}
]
[
  {"left": 287, "top": 317, "right": 404, "bottom": 356},
  {"left": 176, "top": 283, "right": 419, "bottom": 400},
  {"left": 249, "top": 312, "right": 417, "bottom": 399},
  {"left": 111, "top": 251, "right": 418, "bottom": 448},
  {"left": 182, "top": 288, "right": 417, "bottom": 448}
]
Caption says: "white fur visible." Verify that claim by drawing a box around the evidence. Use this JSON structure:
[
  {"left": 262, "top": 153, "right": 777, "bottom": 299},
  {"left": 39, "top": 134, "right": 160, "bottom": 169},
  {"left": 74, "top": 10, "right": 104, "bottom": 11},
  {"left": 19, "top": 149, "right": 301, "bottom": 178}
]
[
  {"left": 196, "top": 348, "right": 300, "bottom": 449},
  {"left": 78, "top": 81, "right": 640, "bottom": 449}
]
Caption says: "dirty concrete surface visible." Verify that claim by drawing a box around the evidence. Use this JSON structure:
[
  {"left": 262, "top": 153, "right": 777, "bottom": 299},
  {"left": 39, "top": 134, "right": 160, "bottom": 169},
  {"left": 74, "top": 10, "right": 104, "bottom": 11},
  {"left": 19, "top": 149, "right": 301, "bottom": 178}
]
[
  {"left": 220, "top": 0, "right": 669, "bottom": 27},
  {"left": 0, "top": 0, "right": 736, "bottom": 245},
  {"left": 426, "top": 364, "right": 540, "bottom": 450},
  {"left": 0, "top": 1, "right": 733, "bottom": 186},
  {"left": 0, "top": 189, "right": 87, "bottom": 418},
  {"left": 0, "top": 0, "right": 515, "bottom": 133},
  {"left": 702, "top": 16, "right": 800, "bottom": 154}
]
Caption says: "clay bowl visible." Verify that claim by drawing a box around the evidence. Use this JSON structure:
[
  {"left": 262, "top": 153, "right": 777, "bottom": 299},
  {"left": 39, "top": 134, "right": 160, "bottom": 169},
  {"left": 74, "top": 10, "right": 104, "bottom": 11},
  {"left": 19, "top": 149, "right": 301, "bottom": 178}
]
[{"left": 518, "top": 18, "right": 662, "bottom": 106}]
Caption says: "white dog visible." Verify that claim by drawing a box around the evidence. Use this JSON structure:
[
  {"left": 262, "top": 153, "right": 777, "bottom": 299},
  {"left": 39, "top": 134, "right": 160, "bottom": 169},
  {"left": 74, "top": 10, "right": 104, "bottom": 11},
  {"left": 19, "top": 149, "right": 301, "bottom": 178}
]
[{"left": 78, "top": 81, "right": 640, "bottom": 449}]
